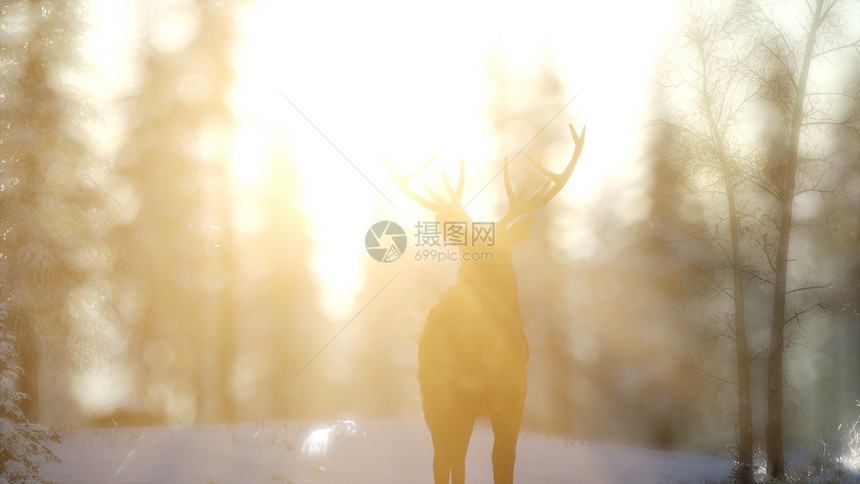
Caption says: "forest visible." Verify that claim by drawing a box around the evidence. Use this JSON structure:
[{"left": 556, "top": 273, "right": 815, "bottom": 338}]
[{"left": 0, "top": 0, "right": 858, "bottom": 482}]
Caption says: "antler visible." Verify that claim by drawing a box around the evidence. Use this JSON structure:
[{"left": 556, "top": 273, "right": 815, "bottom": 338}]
[
  {"left": 498, "top": 123, "right": 586, "bottom": 228},
  {"left": 389, "top": 156, "right": 471, "bottom": 221}
]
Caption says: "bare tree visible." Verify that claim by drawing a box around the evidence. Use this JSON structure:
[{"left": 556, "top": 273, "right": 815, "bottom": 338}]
[
  {"left": 749, "top": 0, "right": 860, "bottom": 477},
  {"left": 660, "top": 0, "right": 859, "bottom": 477},
  {"left": 657, "top": 3, "right": 759, "bottom": 479}
]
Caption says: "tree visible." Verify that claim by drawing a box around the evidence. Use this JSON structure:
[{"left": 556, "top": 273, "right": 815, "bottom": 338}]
[
  {"left": 195, "top": 0, "right": 240, "bottom": 424},
  {"left": 638, "top": 121, "right": 721, "bottom": 450},
  {"left": 113, "top": 47, "right": 209, "bottom": 423},
  {"left": 660, "top": 0, "right": 859, "bottom": 478},
  {"left": 0, "top": 306, "right": 60, "bottom": 482},
  {"left": 233, "top": 150, "right": 330, "bottom": 419},
  {"left": 657, "top": 3, "right": 759, "bottom": 478},
  {"left": 0, "top": 0, "right": 101, "bottom": 422},
  {"left": 112, "top": 0, "right": 239, "bottom": 423},
  {"left": 751, "top": 0, "right": 859, "bottom": 477}
]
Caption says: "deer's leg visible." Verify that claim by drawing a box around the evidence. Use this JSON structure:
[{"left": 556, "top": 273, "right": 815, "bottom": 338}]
[
  {"left": 449, "top": 415, "right": 475, "bottom": 484},
  {"left": 426, "top": 411, "right": 474, "bottom": 484},
  {"left": 489, "top": 405, "right": 523, "bottom": 484},
  {"left": 426, "top": 414, "right": 452, "bottom": 484}
]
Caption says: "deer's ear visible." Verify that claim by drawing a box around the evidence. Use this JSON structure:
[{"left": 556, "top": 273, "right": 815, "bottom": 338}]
[{"left": 504, "top": 214, "right": 535, "bottom": 246}]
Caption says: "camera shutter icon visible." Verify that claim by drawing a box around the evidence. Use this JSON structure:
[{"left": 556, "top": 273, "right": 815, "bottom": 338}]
[{"left": 365, "top": 221, "right": 407, "bottom": 263}]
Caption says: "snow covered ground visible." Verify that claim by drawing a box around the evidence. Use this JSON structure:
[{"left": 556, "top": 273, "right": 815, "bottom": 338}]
[{"left": 40, "top": 419, "right": 733, "bottom": 483}]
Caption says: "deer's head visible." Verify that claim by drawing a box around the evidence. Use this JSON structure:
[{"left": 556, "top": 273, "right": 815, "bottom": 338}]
[{"left": 391, "top": 124, "right": 586, "bottom": 303}]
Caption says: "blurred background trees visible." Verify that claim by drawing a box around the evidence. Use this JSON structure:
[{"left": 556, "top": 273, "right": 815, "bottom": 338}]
[{"left": 111, "top": 0, "right": 238, "bottom": 424}]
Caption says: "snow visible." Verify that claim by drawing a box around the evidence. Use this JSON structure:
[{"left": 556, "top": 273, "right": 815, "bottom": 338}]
[{"left": 40, "top": 419, "right": 732, "bottom": 483}]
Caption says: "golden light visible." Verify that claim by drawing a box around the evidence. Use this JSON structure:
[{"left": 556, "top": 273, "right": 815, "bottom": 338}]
[
  {"left": 79, "top": 0, "right": 683, "bottom": 323},
  {"left": 227, "top": 0, "right": 681, "bottom": 319},
  {"left": 230, "top": 127, "right": 268, "bottom": 186}
]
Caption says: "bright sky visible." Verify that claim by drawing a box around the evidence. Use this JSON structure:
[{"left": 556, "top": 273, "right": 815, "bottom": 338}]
[
  {"left": 230, "top": 0, "right": 681, "bottom": 319},
  {"left": 82, "top": 0, "right": 682, "bottom": 321}
]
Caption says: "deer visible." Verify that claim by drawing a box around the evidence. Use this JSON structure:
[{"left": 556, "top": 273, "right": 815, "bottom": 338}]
[{"left": 391, "top": 124, "right": 585, "bottom": 484}]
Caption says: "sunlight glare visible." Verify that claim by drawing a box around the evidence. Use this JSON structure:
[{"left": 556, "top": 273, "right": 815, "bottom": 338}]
[
  {"left": 232, "top": 0, "right": 680, "bottom": 318},
  {"left": 230, "top": 127, "right": 268, "bottom": 186},
  {"left": 839, "top": 405, "right": 860, "bottom": 474}
]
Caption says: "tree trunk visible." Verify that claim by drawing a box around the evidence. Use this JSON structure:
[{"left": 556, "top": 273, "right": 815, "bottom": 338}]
[
  {"left": 133, "top": 305, "right": 155, "bottom": 410},
  {"left": 726, "top": 179, "right": 754, "bottom": 484},
  {"left": 218, "top": 212, "right": 237, "bottom": 423},
  {"left": 20, "top": 324, "right": 40, "bottom": 422},
  {"left": 766, "top": 0, "right": 823, "bottom": 478},
  {"left": 18, "top": 0, "right": 47, "bottom": 425},
  {"left": 699, "top": 39, "right": 755, "bottom": 481}
]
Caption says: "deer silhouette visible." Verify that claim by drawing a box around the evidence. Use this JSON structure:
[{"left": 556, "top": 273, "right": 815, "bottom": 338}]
[{"left": 392, "top": 124, "right": 585, "bottom": 484}]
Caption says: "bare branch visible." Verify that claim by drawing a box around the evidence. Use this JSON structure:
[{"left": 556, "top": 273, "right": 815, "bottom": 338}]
[{"left": 812, "top": 37, "right": 860, "bottom": 58}]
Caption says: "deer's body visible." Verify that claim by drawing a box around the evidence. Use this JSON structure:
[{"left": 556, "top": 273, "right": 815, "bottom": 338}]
[
  {"left": 392, "top": 123, "right": 585, "bottom": 484},
  {"left": 420, "top": 283, "right": 529, "bottom": 484}
]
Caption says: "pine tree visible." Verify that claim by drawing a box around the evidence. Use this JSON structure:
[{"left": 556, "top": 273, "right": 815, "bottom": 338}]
[
  {"left": 0, "top": 306, "right": 60, "bottom": 482},
  {"left": 0, "top": 0, "right": 101, "bottom": 422},
  {"left": 235, "top": 151, "right": 330, "bottom": 419},
  {"left": 112, "top": 0, "right": 238, "bottom": 423}
]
